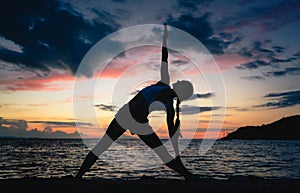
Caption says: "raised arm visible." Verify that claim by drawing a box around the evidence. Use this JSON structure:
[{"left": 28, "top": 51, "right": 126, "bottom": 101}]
[{"left": 160, "top": 23, "right": 170, "bottom": 85}]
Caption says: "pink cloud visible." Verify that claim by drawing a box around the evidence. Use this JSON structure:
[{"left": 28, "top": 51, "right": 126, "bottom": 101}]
[
  {"left": 98, "top": 46, "right": 161, "bottom": 78},
  {"left": 97, "top": 45, "right": 240, "bottom": 79},
  {"left": 0, "top": 48, "right": 251, "bottom": 92},
  {"left": 222, "top": 1, "right": 300, "bottom": 33},
  {"left": 0, "top": 68, "right": 75, "bottom": 91},
  {"left": 214, "top": 53, "right": 251, "bottom": 70}
]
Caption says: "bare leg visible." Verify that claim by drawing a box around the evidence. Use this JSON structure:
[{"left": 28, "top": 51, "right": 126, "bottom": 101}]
[
  {"left": 139, "top": 133, "right": 173, "bottom": 164},
  {"left": 165, "top": 156, "right": 199, "bottom": 181},
  {"left": 75, "top": 119, "right": 126, "bottom": 179},
  {"left": 138, "top": 132, "right": 198, "bottom": 180}
]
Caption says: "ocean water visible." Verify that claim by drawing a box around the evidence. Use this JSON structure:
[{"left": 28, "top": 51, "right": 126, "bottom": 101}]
[{"left": 0, "top": 138, "right": 299, "bottom": 180}]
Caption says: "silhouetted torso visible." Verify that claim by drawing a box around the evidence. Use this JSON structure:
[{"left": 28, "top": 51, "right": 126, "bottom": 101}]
[{"left": 129, "top": 81, "right": 176, "bottom": 123}]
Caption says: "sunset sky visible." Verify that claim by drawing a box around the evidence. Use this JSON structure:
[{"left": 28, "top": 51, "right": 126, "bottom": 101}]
[{"left": 0, "top": 0, "right": 299, "bottom": 139}]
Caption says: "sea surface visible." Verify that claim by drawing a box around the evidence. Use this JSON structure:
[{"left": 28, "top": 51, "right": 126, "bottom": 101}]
[{"left": 0, "top": 138, "right": 299, "bottom": 180}]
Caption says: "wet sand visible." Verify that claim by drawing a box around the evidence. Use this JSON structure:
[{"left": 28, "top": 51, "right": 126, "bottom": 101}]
[{"left": 0, "top": 176, "right": 299, "bottom": 193}]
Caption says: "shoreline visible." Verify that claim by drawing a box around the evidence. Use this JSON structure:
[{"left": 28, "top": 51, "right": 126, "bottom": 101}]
[{"left": 1, "top": 176, "right": 299, "bottom": 193}]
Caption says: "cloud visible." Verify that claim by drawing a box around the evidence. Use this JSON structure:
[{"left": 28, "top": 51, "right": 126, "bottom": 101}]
[
  {"left": 98, "top": 45, "right": 194, "bottom": 79},
  {"left": 240, "top": 76, "right": 265, "bottom": 81},
  {"left": 0, "top": 65, "right": 74, "bottom": 91},
  {"left": 99, "top": 45, "right": 161, "bottom": 78},
  {"left": 184, "top": 127, "right": 232, "bottom": 133},
  {"left": 0, "top": 0, "right": 118, "bottom": 78},
  {"left": 181, "top": 105, "right": 221, "bottom": 115},
  {"left": 95, "top": 104, "right": 118, "bottom": 112},
  {"left": 270, "top": 57, "right": 296, "bottom": 63},
  {"left": 254, "top": 90, "right": 300, "bottom": 108},
  {"left": 237, "top": 60, "right": 270, "bottom": 70},
  {"left": 26, "top": 128, "right": 81, "bottom": 138},
  {"left": 236, "top": 41, "right": 278, "bottom": 69},
  {"left": 236, "top": 40, "right": 299, "bottom": 77},
  {"left": 166, "top": 13, "right": 229, "bottom": 54},
  {"left": 188, "top": 92, "right": 214, "bottom": 100},
  {"left": 213, "top": 53, "right": 250, "bottom": 70},
  {"left": 28, "top": 120, "right": 94, "bottom": 127},
  {"left": 0, "top": 117, "right": 28, "bottom": 136},
  {"left": 272, "top": 46, "right": 285, "bottom": 53},
  {"left": 294, "top": 52, "right": 300, "bottom": 57},
  {"left": 226, "top": 106, "right": 250, "bottom": 112},
  {"left": 217, "top": 1, "right": 300, "bottom": 33},
  {"left": 171, "top": 59, "right": 189, "bottom": 66},
  {"left": 237, "top": 40, "right": 286, "bottom": 60},
  {"left": 176, "top": 0, "right": 212, "bottom": 12},
  {"left": 264, "top": 67, "right": 300, "bottom": 77},
  {"left": 237, "top": 59, "right": 299, "bottom": 81},
  {"left": 0, "top": 118, "right": 83, "bottom": 138},
  {"left": 111, "top": 0, "right": 127, "bottom": 4},
  {"left": 0, "top": 36, "right": 23, "bottom": 53}
]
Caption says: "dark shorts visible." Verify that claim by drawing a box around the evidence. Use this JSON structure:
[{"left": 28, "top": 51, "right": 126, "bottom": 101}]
[{"left": 115, "top": 104, "right": 154, "bottom": 136}]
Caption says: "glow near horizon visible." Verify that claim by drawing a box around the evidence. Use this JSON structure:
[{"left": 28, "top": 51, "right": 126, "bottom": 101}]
[{"left": 0, "top": 0, "right": 299, "bottom": 139}]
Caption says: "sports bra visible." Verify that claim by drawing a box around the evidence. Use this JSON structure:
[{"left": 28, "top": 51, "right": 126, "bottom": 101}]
[{"left": 140, "top": 84, "right": 173, "bottom": 107}]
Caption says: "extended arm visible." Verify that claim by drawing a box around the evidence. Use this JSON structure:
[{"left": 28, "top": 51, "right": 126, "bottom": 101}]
[
  {"left": 160, "top": 23, "right": 170, "bottom": 85},
  {"left": 167, "top": 107, "right": 181, "bottom": 156}
]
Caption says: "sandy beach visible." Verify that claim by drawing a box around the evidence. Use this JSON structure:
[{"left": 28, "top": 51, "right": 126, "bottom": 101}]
[{"left": 1, "top": 176, "right": 299, "bottom": 193}]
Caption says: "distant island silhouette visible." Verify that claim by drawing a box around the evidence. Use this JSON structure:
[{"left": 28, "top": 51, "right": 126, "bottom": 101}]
[{"left": 221, "top": 115, "right": 300, "bottom": 140}]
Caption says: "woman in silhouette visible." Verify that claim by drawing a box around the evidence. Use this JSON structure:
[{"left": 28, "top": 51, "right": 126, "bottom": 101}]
[{"left": 76, "top": 24, "right": 197, "bottom": 180}]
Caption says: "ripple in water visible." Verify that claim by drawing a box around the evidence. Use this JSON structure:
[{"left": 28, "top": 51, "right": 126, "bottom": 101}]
[{"left": 0, "top": 138, "right": 299, "bottom": 180}]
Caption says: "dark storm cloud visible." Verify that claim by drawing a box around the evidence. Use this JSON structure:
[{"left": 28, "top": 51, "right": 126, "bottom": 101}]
[
  {"left": 254, "top": 90, "right": 300, "bottom": 108},
  {"left": 0, "top": 118, "right": 81, "bottom": 138},
  {"left": 89, "top": 7, "right": 129, "bottom": 26},
  {"left": 112, "top": 0, "right": 127, "bottom": 3},
  {"left": 0, "top": 0, "right": 118, "bottom": 77},
  {"left": 94, "top": 104, "right": 117, "bottom": 112},
  {"left": 167, "top": 13, "right": 229, "bottom": 54},
  {"left": 181, "top": 105, "right": 221, "bottom": 115},
  {"left": 176, "top": 0, "right": 212, "bottom": 11},
  {"left": 217, "top": 0, "right": 300, "bottom": 32},
  {"left": 217, "top": 1, "right": 300, "bottom": 78}
]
